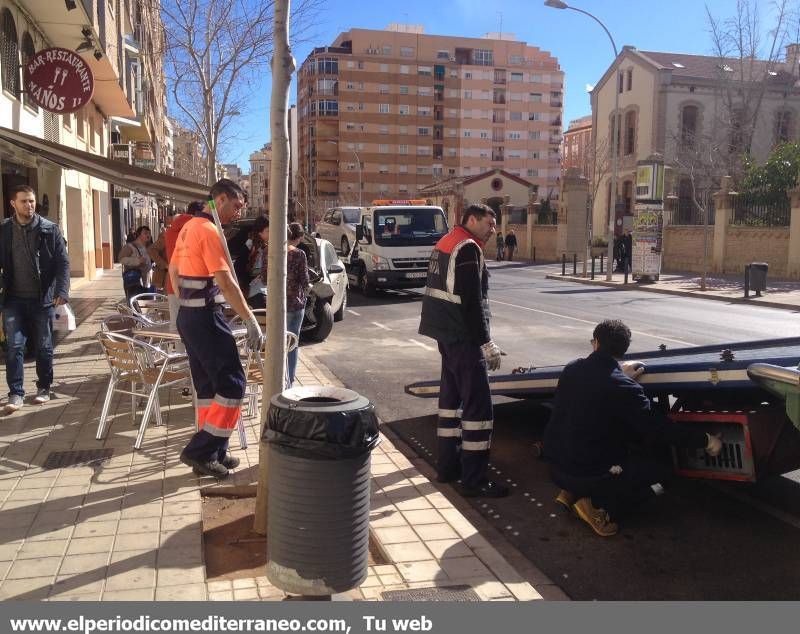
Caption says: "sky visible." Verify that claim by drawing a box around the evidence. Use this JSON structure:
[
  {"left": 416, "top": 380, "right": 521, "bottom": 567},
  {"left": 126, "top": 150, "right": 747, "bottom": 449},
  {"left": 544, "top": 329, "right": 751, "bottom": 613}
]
[{"left": 223, "top": 0, "right": 780, "bottom": 171}]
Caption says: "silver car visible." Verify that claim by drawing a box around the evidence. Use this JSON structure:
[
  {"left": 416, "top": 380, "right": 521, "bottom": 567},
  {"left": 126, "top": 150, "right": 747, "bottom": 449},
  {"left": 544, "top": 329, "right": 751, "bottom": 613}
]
[{"left": 315, "top": 207, "right": 361, "bottom": 255}]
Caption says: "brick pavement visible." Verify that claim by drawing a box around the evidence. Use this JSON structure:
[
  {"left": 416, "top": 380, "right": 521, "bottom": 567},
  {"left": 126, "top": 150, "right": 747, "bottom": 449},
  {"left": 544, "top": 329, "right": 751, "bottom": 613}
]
[{"left": 0, "top": 269, "right": 558, "bottom": 601}]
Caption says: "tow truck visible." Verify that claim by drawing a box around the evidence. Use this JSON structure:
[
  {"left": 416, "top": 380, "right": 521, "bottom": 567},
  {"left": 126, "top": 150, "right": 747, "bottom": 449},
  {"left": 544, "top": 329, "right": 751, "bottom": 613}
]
[
  {"left": 346, "top": 199, "right": 448, "bottom": 296},
  {"left": 406, "top": 337, "right": 800, "bottom": 481}
]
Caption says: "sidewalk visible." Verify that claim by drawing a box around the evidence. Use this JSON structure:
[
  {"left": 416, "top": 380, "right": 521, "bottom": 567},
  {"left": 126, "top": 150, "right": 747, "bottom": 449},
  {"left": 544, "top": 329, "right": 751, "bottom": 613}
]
[
  {"left": 545, "top": 268, "right": 800, "bottom": 310},
  {"left": 0, "top": 269, "right": 558, "bottom": 602}
]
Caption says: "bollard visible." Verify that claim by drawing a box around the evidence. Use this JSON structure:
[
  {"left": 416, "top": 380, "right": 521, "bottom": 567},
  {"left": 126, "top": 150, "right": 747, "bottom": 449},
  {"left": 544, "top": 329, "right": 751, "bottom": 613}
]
[
  {"left": 744, "top": 264, "right": 750, "bottom": 298},
  {"left": 591, "top": 256, "right": 596, "bottom": 280},
  {"left": 600, "top": 253, "right": 604, "bottom": 274},
  {"left": 533, "top": 247, "right": 536, "bottom": 263},
  {"left": 561, "top": 253, "right": 566, "bottom": 275},
  {"left": 624, "top": 261, "right": 629, "bottom": 285},
  {"left": 572, "top": 253, "right": 577, "bottom": 275}
]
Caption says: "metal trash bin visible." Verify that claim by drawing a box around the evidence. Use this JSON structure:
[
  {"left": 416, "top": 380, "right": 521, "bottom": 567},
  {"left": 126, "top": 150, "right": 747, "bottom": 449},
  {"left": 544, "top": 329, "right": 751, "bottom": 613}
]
[
  {"left": 263, "top": 385, "right": 380, "bottom": 596},
  {"left": 746, "top": 262, "right": 768, "bottom": 297}
]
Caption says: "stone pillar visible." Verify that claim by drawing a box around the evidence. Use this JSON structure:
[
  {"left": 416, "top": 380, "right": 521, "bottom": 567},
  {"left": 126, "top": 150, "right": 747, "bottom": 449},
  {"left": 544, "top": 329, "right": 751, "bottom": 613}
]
[
  {"left": 787, "top": 186, "right": 800, "bottom": 278},
  {"left": 501, "top": 195, "right": 511, "bottom": 237},
  {"left": 526, "top": 194, "right": 536, "bottom": 259},
  {"left": 712, "top": 176, "right": 733, "bottom": 273}
]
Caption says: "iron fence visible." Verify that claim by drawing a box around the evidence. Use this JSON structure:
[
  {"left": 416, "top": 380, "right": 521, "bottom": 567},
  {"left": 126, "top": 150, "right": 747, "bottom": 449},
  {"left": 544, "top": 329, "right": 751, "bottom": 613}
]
[
  {"left": 731, "top": 189, "right": 790, "bottom": 227},
  {"left": 664, "top": 194, "right": 716, "bottom": 226}
]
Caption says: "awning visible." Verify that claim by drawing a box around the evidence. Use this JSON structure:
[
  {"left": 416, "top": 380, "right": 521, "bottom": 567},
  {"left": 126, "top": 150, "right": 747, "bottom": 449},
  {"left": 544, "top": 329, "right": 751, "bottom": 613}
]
[{"left": 0, "top": 125, "right": 208, "bottom": 202}]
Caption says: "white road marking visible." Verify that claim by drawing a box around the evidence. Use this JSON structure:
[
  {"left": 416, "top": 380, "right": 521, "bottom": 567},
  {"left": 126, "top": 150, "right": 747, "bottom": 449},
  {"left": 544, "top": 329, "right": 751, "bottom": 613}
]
[
  {"left": 346, "top": 309, "right": 361, "bottom": 316},
  {"left": 408, "top": 338, "right": 435, "bottom": 351},
  {"left": 371, "top": 321, "right": 391, "bottom": 330},
  {"left": 490, "top": 298, "right": 694, "bottom": 347}
]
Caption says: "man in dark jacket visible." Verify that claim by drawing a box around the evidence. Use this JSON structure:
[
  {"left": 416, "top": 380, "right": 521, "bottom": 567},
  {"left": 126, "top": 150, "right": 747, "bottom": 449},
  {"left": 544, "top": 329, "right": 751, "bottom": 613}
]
[
  {"left": 0, "top": 185, "right": 70, "bottom": 413},
  {"left": 418, "top": 203, "right": 508, "bottom": 498},
  {"left": 544, "top": 319, "right": 722, "bottom": 536}
]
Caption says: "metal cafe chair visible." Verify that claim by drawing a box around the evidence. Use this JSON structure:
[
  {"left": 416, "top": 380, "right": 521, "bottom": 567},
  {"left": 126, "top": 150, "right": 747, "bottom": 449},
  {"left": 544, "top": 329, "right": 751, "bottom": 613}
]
[
  {"left": 129, "top": 292, "right": 170, "bottom": 325},
  {"left": 95, "top": 331, "right": 191, "bottom": 449}
]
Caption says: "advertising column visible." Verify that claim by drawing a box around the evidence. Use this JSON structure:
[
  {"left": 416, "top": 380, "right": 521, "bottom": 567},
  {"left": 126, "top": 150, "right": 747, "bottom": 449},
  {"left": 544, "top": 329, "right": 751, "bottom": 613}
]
[{"left": 632, "top": 158, "right": 666, "bottom": 282}]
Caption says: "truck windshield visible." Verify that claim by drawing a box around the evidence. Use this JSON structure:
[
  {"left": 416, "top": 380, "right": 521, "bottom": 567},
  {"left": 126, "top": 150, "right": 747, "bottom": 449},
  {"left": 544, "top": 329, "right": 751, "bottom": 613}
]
[
  {"left": 374, "top": 208, "right": 448, "bottom": 246},
  {"left": 343, "top": 209, "right": 361, "bottom": 223}
]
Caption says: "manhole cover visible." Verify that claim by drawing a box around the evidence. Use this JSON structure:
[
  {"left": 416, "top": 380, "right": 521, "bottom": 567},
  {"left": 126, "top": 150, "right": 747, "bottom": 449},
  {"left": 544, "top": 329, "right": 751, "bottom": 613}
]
[
  {"left": 381, "top": 585, "right": 481, "bottom": 601},
  {"left": 43, "top": 449, "right": 114, "bottom": 469}
]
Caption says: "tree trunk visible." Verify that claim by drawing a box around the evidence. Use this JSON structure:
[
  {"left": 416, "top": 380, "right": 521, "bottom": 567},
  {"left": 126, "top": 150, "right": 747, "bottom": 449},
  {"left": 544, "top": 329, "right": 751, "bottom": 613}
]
[{"left": 253, "top": 0, "right": 295, "bottom": 536}]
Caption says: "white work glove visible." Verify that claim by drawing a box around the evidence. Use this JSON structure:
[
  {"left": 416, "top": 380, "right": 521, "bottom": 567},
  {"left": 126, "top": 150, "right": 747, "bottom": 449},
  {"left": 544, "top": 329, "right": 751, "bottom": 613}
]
[
  {"left": 621, "top": 361, "right": 645, "bottom": 380},
  {"left": 705, "top": 433, "right": 723, "bottom": 457},
  {"left": 244, "top": 311, "right": 265, "bottom": 351},
  {"left": 481, "top": 340, "right": 503, "bottom": 371}
]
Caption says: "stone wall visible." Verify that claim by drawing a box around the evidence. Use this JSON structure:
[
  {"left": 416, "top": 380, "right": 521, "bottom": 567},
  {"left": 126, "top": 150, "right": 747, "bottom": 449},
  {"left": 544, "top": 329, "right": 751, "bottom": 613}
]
[
  {"left": 723, "top": 227, "right": 789, "bottom": 277},
  {"left": 662, "top": 226, "right": 708, "bottom": 272},
  {"left": 531, "top": 225, "right": 558, "bottom": 261}
]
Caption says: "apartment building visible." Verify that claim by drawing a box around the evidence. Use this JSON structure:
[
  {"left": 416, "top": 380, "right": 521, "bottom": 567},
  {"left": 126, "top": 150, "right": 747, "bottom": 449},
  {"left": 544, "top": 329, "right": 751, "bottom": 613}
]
[
  {"left": 249, "top": 144, "right": 272, "bottom": 217},
  {"left": 590, "top": 45, "right": 800, "bottom": 238},
  {"left": 172, "top": 123, "right": 205, "bottom": 185},
  {"left": 297, "top": 25, "right": 563, "bottom": 221},
  {"left": 0, "top": 0, "right": 170, "bottom": 278},
  {"left": 562, "top": 115, "right": 592, "bottom": 180}
]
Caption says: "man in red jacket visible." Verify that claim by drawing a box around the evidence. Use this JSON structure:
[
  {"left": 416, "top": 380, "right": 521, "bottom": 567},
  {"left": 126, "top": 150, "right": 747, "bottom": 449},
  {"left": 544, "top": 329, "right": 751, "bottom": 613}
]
[{"left": 418, "top": 203, "right": 508, "bottom": 498}]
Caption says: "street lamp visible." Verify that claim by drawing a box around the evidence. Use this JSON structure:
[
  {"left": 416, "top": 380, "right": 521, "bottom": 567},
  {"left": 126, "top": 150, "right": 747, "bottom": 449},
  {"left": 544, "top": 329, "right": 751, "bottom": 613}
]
[
  {"left": 545, "top": 0, "right": 619, "bottom": 281},
  {"left": 327, "top": 140, "right": 362, "bottom": 207}
]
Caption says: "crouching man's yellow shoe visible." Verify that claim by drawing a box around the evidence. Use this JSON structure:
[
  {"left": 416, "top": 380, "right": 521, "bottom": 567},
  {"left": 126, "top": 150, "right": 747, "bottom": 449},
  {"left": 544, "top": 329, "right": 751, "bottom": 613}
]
[
  {"left": 555, "top": 489, "right": 576, "bottom": 512},
  {"left": 572, "top": 497, "right": 618, "bottom": 537}
]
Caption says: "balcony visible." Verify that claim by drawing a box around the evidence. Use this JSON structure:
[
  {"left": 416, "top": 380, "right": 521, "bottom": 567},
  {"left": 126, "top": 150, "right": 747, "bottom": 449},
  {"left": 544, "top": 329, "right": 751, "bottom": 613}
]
[
  {"left": 491, "top": 153, "right": 504, "bottom": 162},
  {"left": 549, "top": 135, "right": 562, "bottom": 145}
]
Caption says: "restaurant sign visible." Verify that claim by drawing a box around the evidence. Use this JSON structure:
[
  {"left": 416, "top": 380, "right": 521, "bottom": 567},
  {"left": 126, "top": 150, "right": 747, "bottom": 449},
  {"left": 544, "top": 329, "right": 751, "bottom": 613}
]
[{"left": 24, "top": 47, "right": 94, "bottom": 114}]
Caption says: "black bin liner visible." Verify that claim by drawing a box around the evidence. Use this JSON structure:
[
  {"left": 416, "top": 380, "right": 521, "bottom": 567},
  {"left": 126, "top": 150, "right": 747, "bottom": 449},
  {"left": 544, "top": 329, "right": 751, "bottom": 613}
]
[{"left": 263, "top": 386, "right": 380, "bottom": 460}]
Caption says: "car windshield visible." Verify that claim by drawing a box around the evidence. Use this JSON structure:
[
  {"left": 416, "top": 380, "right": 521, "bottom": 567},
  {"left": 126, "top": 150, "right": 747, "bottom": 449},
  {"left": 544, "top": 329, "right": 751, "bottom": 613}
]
[
  {"left": 342, "top": 209, "right": 361, "bottom": 223},
  {"left": 374, "top": 208, "right": 448, "bottom": 246}
]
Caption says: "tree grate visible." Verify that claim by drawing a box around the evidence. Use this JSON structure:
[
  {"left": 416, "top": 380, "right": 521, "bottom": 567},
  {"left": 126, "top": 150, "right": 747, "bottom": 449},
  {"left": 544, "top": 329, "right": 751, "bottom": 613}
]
[
  {"left": 381, "top": 585, "right": 481, "bottom": 601},
  {"left": 43, "top": 449, "right": 114, "bottom": 470}
]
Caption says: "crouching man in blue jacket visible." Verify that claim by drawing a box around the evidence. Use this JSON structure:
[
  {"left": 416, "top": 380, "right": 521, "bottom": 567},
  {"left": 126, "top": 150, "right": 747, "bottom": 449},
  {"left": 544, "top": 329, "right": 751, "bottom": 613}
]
[{"left": 544, "top": 319, "right": 722, "bottom": 536}]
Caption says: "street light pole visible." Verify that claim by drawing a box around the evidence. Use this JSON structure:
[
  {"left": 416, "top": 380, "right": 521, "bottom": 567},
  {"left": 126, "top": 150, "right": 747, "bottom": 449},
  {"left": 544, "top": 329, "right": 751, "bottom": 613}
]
[{"left": 545, "top": 0, "right": 619, "bottom": 281}]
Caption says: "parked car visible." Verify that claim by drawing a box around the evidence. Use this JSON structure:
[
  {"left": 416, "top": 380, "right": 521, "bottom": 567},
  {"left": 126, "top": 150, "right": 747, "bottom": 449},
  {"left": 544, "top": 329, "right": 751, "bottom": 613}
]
[
  {"left": 225, "top": 219, "right": 347, "bottom": 342},
  {"left": 315, "top": 206, "right": 361, "bottom": 255}
]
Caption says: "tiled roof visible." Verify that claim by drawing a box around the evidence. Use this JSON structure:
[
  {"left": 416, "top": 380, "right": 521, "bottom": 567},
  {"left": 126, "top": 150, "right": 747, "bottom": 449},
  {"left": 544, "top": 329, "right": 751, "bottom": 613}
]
[{"left": 637, "top": 50, "right": 794, "bottom": 84}]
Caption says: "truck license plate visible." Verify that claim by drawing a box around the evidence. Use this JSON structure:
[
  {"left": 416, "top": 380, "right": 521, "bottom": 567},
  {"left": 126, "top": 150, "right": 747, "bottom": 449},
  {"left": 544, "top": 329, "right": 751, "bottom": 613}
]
[{"left": 406, "top": 271, "right": 427, "bottom": 279}]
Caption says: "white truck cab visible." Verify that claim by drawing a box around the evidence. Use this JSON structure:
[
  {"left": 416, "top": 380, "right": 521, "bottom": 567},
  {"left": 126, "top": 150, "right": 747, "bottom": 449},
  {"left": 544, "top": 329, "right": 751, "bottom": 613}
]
[{"left": 347, "top": 200, "right": 449, "bottom": 295}]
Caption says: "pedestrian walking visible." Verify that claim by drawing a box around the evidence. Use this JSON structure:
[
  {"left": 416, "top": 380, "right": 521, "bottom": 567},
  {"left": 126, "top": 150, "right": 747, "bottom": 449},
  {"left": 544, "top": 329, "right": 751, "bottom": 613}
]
[
  {"left": 504, "top": 229, "right": 517, "bottom": 262},
  {"left": 285, "top": 222, "right": 310, "bottom": 388},
  {"left": 118, "top": 226, "right": 153, "bottom": 300},
  {"left": 495, "top": 232, "right": 504, "bottom": 261},
  {"left": 148, "top": 226, "right": 169, "bottom": 292},
  {"left": 418, "top": 203, "right": 509, "bottom": 498},
  {"left": 0, "top": 185, "right": 70, "bottom": 413},
  {"left": 622, "top": 229, "right": 633, "bottom": 273},
  {"left": 168, "top": 179, "right": 263, "bottom": 478}
]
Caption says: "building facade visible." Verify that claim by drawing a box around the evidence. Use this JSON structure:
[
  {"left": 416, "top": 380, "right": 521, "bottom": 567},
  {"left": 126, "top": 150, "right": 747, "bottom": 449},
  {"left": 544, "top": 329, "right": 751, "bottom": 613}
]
[
  {"left": 297, "top": 25, "right": 563, "bottom": 223},
  {"left": 248, "top": 144, "right": 272, "bottom": 217},
  {"left": 172, "top": 123, "right": 205, "bottom": 185},
  {"left": 0, "top": 0, "right": 168, "bottom": 279},
  {"left": 562, "top": 114, "right": 592, "bottom": 179},
  {"left": 590, "top": 45, "right": 800, "bottom": 238}
]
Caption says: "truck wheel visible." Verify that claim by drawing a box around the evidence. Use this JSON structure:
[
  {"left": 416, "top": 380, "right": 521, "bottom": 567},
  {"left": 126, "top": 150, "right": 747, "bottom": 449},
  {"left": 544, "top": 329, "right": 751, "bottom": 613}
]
[
  {"left": 340, "top": 236, "right": 349, "bottom": 255},
  {"left": 359, "top": 270, "right": 376, "bottom": 297},
  {"left": 309, "top": 301, "right": 334, "bottom": 342},
  {"left": 334, "top": 288, "right": 347, "bottom": 322}
]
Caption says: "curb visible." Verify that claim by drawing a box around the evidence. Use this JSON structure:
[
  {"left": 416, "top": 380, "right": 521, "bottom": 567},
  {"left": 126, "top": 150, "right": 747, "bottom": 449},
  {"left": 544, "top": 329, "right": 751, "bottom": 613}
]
[{"left": 544, "top": 274, "right": 800, "bottom": 312}]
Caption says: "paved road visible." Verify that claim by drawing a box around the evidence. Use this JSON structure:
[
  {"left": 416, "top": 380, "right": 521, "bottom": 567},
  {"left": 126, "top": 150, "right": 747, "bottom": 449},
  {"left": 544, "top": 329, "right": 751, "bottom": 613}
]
[{"left": 303, "top": 262, "right": 800, "bottom": 599}]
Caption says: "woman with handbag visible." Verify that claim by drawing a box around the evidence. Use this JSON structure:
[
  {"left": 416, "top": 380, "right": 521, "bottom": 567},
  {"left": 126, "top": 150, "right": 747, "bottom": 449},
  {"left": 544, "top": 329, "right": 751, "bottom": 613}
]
[{"left": 118, "top": 226, "right": 153, "bottom": 300}]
